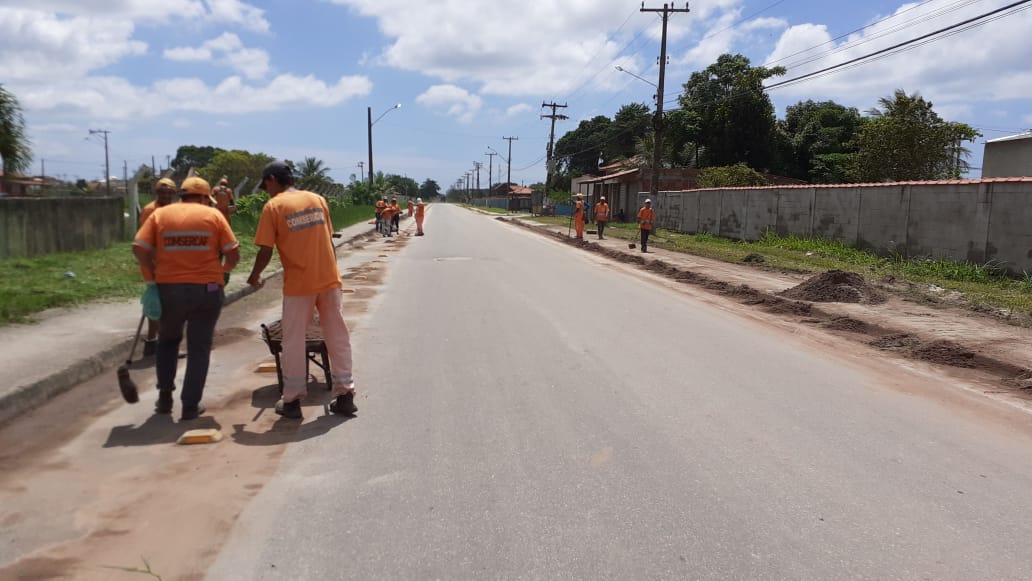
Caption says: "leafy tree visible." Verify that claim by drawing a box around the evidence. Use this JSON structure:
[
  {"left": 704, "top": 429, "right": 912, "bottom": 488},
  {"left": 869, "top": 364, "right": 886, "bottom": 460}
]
[
  {"left": 0, "top": 85, "right": 32, "bottom": 175},
  {"left": 171, "top": 145, "right": 225, "bottom": 179},
  {"left": 677, "top": 54, "right": 785, "bottom": 170},
  {"left": 605, "top": 103, "right": 652, "bottom": 162},
  {"left": 198, "top": 150, "right": 273, "bottom": 195},
  {"left": 855, "top": 89, "right": 980, "bottom": 181},
  {"left": 664, "top": 108, "right": 704, "bottom": 168},
  {"left": 418, "top": 178, "right": 441, "bottom": 199},
  {"left": 696, "top": 163, "right": 769, "bottom": 188},
  {"left": 777, "top": 100, "right": 864, "bottom": 182},
  {"left": 384, "top": 174, "right": 419, "bottom": 198},
  {"left": 554, "top": 115, "right": 612, "bottom": 177},
  {"left": 296, "top": 156, "right": 332, "bottom": 190}
]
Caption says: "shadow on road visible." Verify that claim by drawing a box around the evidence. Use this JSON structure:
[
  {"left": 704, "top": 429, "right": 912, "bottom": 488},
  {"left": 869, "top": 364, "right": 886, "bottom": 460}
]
[{"left": 103, "top": 413, "right": 222, "bottom": 447}]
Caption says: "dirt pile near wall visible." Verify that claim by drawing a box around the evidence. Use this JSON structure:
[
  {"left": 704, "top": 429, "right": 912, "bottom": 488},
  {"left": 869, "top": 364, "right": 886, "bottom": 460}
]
[{"left": 780, "top": 270, "right": 886, "bottom": 304}]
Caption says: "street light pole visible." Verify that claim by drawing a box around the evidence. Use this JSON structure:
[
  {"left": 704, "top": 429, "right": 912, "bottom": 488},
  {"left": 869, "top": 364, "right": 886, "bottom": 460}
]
[
  {"left": 367, "top": 103, "right": 401, "bottom": 192},
  {"left": 640, "top": 3, "right": 690, "bottom": 199}
]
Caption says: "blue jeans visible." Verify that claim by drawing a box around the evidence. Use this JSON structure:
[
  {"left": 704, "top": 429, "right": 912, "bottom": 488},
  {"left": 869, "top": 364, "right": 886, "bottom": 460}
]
[{"left": 156, "top": 283, "right": 224, "bottom": 408}]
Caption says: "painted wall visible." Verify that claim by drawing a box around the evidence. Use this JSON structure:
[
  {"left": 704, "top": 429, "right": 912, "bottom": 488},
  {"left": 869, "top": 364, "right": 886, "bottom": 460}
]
[
  {"left": 637, "top": 179, "right": 1032, "bottom": 273},
  {"left": 0, "top": 198, "right": 124, "bottom": 259}
]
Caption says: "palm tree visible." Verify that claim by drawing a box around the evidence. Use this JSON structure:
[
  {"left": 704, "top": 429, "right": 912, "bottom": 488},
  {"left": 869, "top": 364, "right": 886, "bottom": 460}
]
[
  {"left": 0, "top": 85, "right": 32, "bottom": 176},
  {"left": 297, "top": 156, "right": 332, "bottom": 190}
]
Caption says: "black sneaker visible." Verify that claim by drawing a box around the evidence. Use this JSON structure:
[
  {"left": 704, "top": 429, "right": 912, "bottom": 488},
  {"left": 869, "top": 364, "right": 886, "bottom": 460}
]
[
  {"left": 329, "top": 392, "right": 358, "bottom": 416},
  {"left": 275, "top": 398, "right": 303, "bottom": 419},
  {"left": 142, "top": 339, "right": 157, "bottom": 357},
  {"left": 180, "top": 403, "right": 206, "bottom": 421},
  {"left": 154, "top": 390, "right": 173, "bottom": 414}
]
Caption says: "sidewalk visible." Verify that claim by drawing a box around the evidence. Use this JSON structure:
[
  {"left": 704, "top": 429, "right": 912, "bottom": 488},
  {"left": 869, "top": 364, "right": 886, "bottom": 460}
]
[{"left": 0, "top": 219, "right": 377, "bottom": 425}]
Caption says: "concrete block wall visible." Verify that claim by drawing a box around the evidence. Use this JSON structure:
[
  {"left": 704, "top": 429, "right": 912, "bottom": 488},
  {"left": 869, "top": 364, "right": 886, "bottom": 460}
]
[
  {"left": 636, "top": 179, "right": 1032, "bottom": 273},
  {"left": 0, "top": 198, "right": 124, "bottom": 259}
]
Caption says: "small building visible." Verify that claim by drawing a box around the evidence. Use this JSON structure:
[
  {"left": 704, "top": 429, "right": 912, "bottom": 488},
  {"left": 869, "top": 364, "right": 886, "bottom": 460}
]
[
  {"left": 0, "top": 171, "right": 58, "bottom": 197},
  {"left": 491, "top": 183, "right": 533, "bottom": 211},
  {"left": 982, "top": 132, "right": 1032, "bottom": 178}
]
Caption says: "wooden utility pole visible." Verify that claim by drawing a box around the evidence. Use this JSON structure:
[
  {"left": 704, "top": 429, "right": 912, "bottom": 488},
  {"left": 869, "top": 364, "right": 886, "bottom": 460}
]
[
  {"left": 473, "top": 161, "right": 483, "bottom": 198},
  {"left": 541, "top": 101, "right": 568, "bottom": 194},
  {"left": 485, "top": 150, "right": 497, "bottom": 195},
  {"left": 640, "top": 2, "right": 690, "bottom": 198},
  {"left": 89, "top": 129, "right": 111, "bottom": 196},
  {"left": 503, "top": 136, "right": 518, "bottom": 187}
]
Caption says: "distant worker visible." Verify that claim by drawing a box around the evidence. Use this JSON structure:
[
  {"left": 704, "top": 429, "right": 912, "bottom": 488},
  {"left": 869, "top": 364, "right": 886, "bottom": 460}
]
[
  {"left": 132, "top": 176, "right": 239, "bottom": 420},
  {"left": 406, "top": 198, "right": 414, "bottom": 218},
  {"left": 390, "top": 197, "right": 401, "bottom": 233},
  {"left": 637, "top": 198, "right": 655, "bottom": 253},
  {"left": 594, "top": 196, "right": 610, "bottom": 240},
  {"left": 375, "top": 196, "right": 388, "bottom": 236},
  {"left": 414, "top": 197, "right": 426, "bottom": 236},
  {"left": 246, "top": 160, "right": 357, "bottom": 419},
  {"left": 212, "top": 177, "right": 236, "bottom": 225},
  {"left": 573, "top": 193, "right": 585, "bottom": 239},
  {"left": 138, "top": 177, "right": 177, "bottom": 356},
  {"left": 380, "top": 196, "right": 395, "bottom": 237}
]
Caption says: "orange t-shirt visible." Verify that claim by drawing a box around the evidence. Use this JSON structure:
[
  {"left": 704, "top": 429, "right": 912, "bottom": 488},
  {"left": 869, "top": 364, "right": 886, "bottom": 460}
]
[
  {"left": 382, "top": 203, "right": 395, "bottom": 220},
  {"left": 595, "top": 202, "right": 609, "bottom": 222},
  {"left": 574, "top": 200, "right": 584, "bottom": 218},
  {"left": 390, "top": 202, "right": 401, "bottom": 215},
  {"left": 375, "top": 200, "right": 387, "bottom": 215},
  {"left": 139, "top": 201, "right": 158, "bottom": 226},
  {"left": 133, "top": 203, "right": 238, "bottom": 285},
  {"left": 254, "top": 189, "right": 341, "bottom": 296},
  {"left": 213, "top": 185, "right": 234, "bottom": 213},
  {"left": 638, "top": 206, "right": 656, "bottom": 230},
  {"left": 415, "top": 203, "right": 425, "bottom": 217}
]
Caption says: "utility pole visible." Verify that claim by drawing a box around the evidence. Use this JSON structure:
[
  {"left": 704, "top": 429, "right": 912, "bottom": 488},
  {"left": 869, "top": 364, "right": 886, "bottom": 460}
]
[
  {"left": 640, "top": 2, "right": 690, "bottom": 199},
  {"left": 485, "top": 150, "right": 497, "bottom": 195},
  {"left": 89, "top": 129, "right": 111, "bottom": 196},
  {"left": 541, "top": 101, "right": 568, "bottom": 194},
  {"left": 123, "top": 160, "right": 128, "bottom": 197},
  {"left": 40, "top": 159, "right": 44, "bottom": 179},
  {"left": 503, "top": 136, "right": 518, "bottom": 188},
  {"left": 151, "top": 156, "right": 156, "bottom": 178},
  {"left": 473, "top": 161, "right": 482, "bottom": 198},
  {"left": 357, "top": 161, "right": 365, "bottom": 184}
]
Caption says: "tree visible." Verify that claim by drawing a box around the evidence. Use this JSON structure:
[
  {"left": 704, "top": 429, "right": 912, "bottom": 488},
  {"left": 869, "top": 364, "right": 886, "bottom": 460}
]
[
  {"left": 384, "top": 174, "right": 419, "bottom": 198},
  {"left": 777, "top": 100, "right": 864, "bottom": 183},
  {"left": 554, "top": 115, "right": 612, "bottom": 178},
  {"left": 198, "top": 150, "right": 273, "bottom": 195},
  {"left": 855, "top": 89, "right": 980, "bottom": 182},
  {"left": 171, "top": 145, "right": 225, "bottom": 179},
  {"left": 296, "top": 157, "right": 332, "bottom": 190},
  {"left": 696, "top": 163, "right": 770, "bottom": 188},
  {"left": 0, "top": 85, "right": 32, "bottom": 176},
  {"left": 605, "top": 103, "right": 652, "bottom": 162},
  {"left": 418, "top": 178, "right": 441, "bottom": 199},
  {"left": 678, "top": 54, "right": 785, "bottom": 170}
]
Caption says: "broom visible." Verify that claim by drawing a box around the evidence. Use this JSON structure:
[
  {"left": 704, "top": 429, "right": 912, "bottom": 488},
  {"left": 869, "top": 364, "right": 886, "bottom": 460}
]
[{"left": 116, "top": 314, "right": 145, "bottom": 404}]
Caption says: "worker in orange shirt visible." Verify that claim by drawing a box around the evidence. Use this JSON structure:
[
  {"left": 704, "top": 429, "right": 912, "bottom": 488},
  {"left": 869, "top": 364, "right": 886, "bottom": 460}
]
[
  {"left": 138, "top": 177, "right": 177, "bottom": 356},
  {"left": 414, "top": 197, "right": 426, "bottom": 236},
  {"left": 132, "top": 176, "right": 239, "bottom": 420},
  {"left": 212, "top": 177, "right": 235, "bottom": 225},
  {"left": 374, "top": 196, "right": 388, "bottom": 236},
  {"left": 390, "top": 196, "right": 402, "bottom": 234},
  {"left": 594, "top": 196, "right": 610, "bottom": 240},
  {"left": 247, "top": 160, "right": 357, "bottom": 419},
  {"left": 380, "top": 196, "right": 395, "bottom": 237},
  {"left": 572, "top": 193, "right": 585, "bottom": 239},
  {"left": 406, "top": 198, "right": 414, "bottom": 218},
  {"left": 637, "top": 198, "right": 655, "bottom": 252}
]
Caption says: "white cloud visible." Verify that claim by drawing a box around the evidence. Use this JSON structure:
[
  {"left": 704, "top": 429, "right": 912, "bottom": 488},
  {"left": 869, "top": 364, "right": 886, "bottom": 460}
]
[
  {"left": 416, "top": 85, "right": 483, "bottom": 124},
  {"left": 172, "top": 119, "right": 193, "bottom": 129},
  {"left": 0, "top": 8, "right": 147, "bottom": 82},
  {"left": 505, "top": 104, "right": 533, "bottom": 118},
  {"left": 205, "top": 0, "right": 269, "bottom": 33},
  {"left": 763, "top": 1, "right": 1032, "bottom": 118},
  {"left": 164, "top": 33, "right": 270, "bottom": 79},
  {"left": 19, "top": 74, "right": 373, "bottom": 119}
]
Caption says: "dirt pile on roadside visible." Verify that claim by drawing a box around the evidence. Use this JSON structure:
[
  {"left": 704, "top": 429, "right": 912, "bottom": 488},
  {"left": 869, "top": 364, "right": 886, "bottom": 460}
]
[{"left": 780, "top": 270, "right": 886, "bottom": 304}]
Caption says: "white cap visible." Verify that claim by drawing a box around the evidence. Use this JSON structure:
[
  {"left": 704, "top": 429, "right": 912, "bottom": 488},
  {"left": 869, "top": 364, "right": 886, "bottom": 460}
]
[
  {"left": 416, "top": 197, "right": 422, "bottom": 203},
  {"left": 645, "top": 198, "right": 652, "bottom": 203}
]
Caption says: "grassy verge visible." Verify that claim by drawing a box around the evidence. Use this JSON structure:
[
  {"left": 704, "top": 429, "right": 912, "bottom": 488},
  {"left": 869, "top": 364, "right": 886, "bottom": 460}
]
[
  {"left": 528, "top": 217, "right": 1032, "bottom": 317},
  {"left": 0, "top": 203, "right": 374, "bottom": 325}
]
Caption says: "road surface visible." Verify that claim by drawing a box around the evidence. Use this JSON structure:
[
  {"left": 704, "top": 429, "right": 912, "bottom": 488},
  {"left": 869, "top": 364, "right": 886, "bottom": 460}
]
[{"left": 3, "top": 204, "right": 1032, "bottom": 580}]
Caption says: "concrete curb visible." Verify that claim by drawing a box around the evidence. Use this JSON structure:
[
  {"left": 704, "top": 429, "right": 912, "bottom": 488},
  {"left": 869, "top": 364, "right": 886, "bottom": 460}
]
[{"left": 0, "top": 225, "right": 376, "bottom": 425}]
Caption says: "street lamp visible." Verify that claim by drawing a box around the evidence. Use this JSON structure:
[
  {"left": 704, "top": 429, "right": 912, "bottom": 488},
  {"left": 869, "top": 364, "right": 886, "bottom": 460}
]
[
  {"left": 367, "top": 103, "right": 401, "bottom": 191},
  {"left": 614, "top": 65, "right": 657, "bottom": 88}
]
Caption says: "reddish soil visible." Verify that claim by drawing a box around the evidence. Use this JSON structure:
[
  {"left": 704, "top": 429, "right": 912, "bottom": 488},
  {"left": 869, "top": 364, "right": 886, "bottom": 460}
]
[{"left": 780, "top": 269, "right": 886, "bottom": 304}]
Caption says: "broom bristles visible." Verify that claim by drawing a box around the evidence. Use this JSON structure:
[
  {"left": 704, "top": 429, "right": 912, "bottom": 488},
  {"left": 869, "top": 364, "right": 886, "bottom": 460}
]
[{"left": 117, "top": 365, "right": 139, "bottom": 404}]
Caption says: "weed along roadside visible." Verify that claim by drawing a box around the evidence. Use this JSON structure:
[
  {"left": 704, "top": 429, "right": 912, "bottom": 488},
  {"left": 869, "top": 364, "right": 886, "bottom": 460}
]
[{"left": 525, "top": 215, "right": 1032, "bottom": 325}]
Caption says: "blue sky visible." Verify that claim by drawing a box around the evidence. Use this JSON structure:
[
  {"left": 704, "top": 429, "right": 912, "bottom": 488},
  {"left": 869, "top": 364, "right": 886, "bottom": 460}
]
[{"left": 3, "top": 0, "right": 1031, "bottom": 192}]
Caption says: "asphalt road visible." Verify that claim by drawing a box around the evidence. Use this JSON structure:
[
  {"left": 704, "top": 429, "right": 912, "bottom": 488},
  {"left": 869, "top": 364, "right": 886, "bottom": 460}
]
[{"left": 208, "top": 204, "right": 1032, "bottom": 580}]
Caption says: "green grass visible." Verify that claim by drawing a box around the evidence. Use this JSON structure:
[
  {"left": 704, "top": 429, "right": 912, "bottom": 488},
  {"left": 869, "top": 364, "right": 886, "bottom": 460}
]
[
  {"left": 527, "top": 217, "right": 1032, "bottom": 318},
  {"left": 0, "top": 204, "right": 375, "bottom": 325}
]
